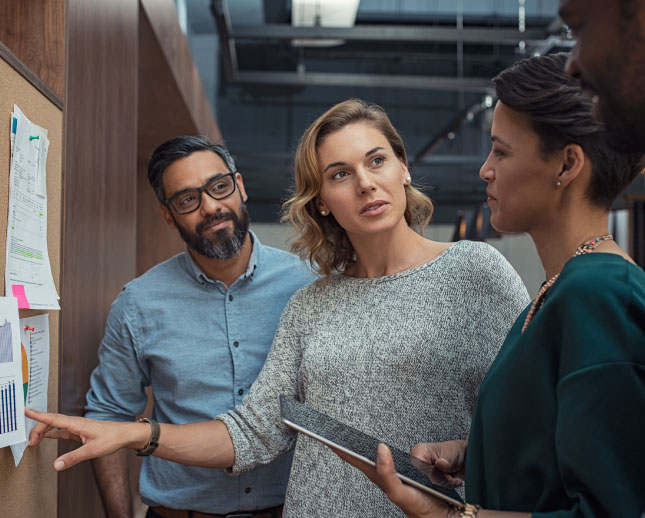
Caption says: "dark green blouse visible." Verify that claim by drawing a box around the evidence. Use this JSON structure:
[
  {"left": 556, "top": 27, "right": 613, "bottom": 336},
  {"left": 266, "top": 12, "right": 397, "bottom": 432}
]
[{"left": 465, "top": 253, "right": 645, "bottom": 517}]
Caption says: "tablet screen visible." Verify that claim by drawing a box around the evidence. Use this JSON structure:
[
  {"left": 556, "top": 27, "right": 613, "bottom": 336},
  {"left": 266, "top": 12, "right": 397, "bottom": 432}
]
[{"left": 280, "top": 396, "right": 464, "bottom": 508}]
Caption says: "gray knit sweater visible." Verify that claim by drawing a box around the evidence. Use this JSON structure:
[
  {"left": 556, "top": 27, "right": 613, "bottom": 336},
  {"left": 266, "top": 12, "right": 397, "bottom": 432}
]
[{"left": 218, "top": 240, "right": 529, "bottom": 517}]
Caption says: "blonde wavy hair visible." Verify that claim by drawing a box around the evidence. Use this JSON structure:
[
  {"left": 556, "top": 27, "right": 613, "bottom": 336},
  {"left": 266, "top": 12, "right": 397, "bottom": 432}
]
[{"left": 282, "top": 99, "right": 434, "bottom": 275}]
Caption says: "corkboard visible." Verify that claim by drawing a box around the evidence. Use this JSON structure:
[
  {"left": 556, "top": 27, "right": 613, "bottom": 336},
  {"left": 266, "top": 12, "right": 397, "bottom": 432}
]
[{"left": 0, "top": 54, "right": 61, "bottom": 517}]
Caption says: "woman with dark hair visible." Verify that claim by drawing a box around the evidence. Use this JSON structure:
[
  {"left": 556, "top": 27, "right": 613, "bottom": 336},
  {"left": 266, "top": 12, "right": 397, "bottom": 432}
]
[
  {"left": 25, "top": 100, "right": 529, "bottom": 517},
  {"left": 339, "top": 53, "right": 645, "bottom": 518}
]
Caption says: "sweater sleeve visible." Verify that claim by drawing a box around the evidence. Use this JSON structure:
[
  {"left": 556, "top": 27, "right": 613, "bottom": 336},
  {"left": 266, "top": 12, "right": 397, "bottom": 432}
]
[
  {"left": 458, "top": 243, "right": 530, "bottom": 416},
  {"left": 217, "top": 285, "right": 311, "bottom": 474}
]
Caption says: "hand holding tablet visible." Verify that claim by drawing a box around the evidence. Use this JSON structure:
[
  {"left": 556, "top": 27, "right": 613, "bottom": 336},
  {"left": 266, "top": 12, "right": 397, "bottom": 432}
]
[{"left": 279, "top": 396, "right": 464, "bottom": 509}]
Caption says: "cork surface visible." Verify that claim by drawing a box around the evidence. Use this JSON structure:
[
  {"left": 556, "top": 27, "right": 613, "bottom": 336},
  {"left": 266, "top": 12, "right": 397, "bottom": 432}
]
[{"left": 0, "top": 54, "right": 62, "bottom": 518}]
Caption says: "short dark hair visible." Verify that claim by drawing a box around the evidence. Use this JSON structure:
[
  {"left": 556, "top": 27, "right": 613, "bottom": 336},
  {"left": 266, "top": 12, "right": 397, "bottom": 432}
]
[
  {"left": 147, "top": 136, "right": 237, "bottom": 203},
  {"left": 493, "top": 53, "right": 643, "bottom": 210}
]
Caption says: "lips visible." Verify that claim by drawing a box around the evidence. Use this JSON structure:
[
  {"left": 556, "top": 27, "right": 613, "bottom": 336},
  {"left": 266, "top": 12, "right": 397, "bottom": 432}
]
[
  {"left": 486, "top": 191, "right": 497, "bottom": 203},
  {"left": 198, "top": 212, "right": 234, "bottom": 234},
  {"left": 360, "top": 200, "right": 388, "bottom": 215}
]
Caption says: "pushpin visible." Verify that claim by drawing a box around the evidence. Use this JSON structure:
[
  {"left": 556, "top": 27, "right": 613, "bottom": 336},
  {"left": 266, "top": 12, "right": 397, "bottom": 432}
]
[{"left": 29, "top": 135, "right": 39, "bottom": 141}]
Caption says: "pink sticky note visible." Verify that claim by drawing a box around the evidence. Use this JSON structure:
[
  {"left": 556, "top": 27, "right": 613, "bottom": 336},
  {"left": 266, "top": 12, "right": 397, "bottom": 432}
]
[{"left": 11, "top": 284, "right": 30, "bottom": 309}]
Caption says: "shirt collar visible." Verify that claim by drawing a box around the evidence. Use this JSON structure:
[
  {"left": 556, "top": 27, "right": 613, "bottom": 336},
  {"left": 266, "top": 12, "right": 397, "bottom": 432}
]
[{"left": 183, "top": 230, "right": 261, "bottom": 284}]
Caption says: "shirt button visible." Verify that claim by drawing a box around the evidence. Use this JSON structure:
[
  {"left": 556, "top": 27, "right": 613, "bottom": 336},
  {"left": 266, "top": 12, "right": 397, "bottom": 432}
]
[
  {"left": 245, "top": 487, "right": 252, "bottom": 494},
  {"left": 233, "top": 341, "right": 239, "bottom": 347},
  {"left": 238, "top": 388, "right": 244, "bottom": 395},
  {"left": 228, "top": 294, "right": 233, "bottom": 301}
]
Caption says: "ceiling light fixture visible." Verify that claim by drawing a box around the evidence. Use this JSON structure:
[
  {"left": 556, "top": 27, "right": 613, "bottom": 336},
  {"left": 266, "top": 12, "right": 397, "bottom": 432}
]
[{"left": 291, "top": 0, "right": 360, "bottom": 47}]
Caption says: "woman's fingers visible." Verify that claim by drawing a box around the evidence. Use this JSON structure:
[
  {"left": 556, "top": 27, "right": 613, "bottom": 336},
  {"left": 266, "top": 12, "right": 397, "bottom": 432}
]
[
  {"left": 44, "top": 429, "right": 82, "bottom": 442},
  {"left": 52, "top": 443, "right": 98, "bottom": 471},
  {"left": 26, "top": 409, "right": 85, "bottom": 446}
]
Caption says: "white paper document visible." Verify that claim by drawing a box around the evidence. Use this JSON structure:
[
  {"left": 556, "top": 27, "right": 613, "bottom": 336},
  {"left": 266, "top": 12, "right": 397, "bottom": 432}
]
[
  {"left": 10, "top": 314, "right": 50, "bottom": 466},
  {"left": 0, "top": 297, "right": 26, "bottom": 448},
  {"left": 5, "top": 105, "right": 59, "bottom": 310}
]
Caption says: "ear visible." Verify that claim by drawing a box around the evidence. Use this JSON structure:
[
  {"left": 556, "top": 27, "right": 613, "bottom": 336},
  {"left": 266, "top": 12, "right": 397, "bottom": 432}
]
[
  {"left": 400, "top": 161, "right": 411, "bottom": 185},
  {"left": 316, "top": 197, "right": 330, "bottom": 216},
  {"left": 160, "top": 203, "right": 176, "bottom": 229},
  {"left": 235, "top": 172, "right": 248, "bottom": 203},
  {"left": 557, "top": 144, "right": 585, "bottom": 188}
]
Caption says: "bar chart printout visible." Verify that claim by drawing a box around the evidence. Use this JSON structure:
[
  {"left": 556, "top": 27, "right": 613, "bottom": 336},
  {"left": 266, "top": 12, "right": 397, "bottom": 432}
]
[
  {"left": 0, "top": 297, "right": 26, "bottom": 448},
  {"left": 1, "top": 380, "right": 18, "bottom": 434}
]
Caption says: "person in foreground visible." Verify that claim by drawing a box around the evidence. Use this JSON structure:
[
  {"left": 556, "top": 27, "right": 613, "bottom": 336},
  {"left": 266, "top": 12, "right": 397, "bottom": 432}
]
[
  {"left": 559, "top": 0, "right": 645, "bottom": 153},
  {"left": 86, "top": 136, "right": 316, "bottom": 518},
  {"left": 26, "top": 99, "right": 529, "bottom": 517},
  {"left": 338, "top": 54, "right": 645, "bottom": 518}
]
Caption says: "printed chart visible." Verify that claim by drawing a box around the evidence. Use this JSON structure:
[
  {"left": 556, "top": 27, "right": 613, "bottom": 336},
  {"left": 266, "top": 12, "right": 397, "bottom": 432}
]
[
  {"left": 0, "top": 298, "right": 26, "bottom": 448},
  {"left": 0, "top": 318, "right": 13, "bottom": 363},
  {"left": 11, "top": 314, "right": 50, "bottom": 465},
  {"left": 0, "top": 379, "right": 18, "bottom": 434}
]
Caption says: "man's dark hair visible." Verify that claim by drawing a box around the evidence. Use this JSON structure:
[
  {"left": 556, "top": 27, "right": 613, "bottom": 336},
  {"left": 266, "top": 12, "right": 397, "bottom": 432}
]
[
  {"left": 147, "top": 136, "right": 237, "bottom": 203},
  {"left": 493, "top": 53, "right": 643, "bottom": 210}
]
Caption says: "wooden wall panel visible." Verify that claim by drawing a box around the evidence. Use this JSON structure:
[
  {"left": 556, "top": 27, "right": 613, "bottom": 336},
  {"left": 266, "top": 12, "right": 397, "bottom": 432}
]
[
  {"left": 59, "top": 1, "right": 138, "bottom": 516},
  {"left": 0, "top": 1, "right": 65, "bottom": 99},
  {"left": 0, "top": 52, "right": 62, "bottom": 518},
  {"left": 137, "top": 1, "right": 221, "bottom": 275}
]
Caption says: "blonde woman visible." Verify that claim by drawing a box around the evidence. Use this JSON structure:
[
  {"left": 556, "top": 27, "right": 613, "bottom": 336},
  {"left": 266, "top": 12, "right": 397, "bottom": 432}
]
[{"left": 27, "top": 100, "right": 529, "bottom": 517}]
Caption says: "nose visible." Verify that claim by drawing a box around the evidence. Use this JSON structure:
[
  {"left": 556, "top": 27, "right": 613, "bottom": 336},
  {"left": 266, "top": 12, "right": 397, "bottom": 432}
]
[
  {"left": 355, "top": 168, "right": 376, "bottom": 194},
  {"left": 479, "top": 153, "right": 494, "bottom": 183},
  {"left": 565, "top": 45, "right": 580, "bottom": 79},
  {"left": 199, "top": 190, "right": 224, "bottom": 215}
]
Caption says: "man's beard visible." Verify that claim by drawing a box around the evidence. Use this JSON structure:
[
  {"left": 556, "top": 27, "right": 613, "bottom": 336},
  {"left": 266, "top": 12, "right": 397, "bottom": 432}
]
[{"left": 174, "top": 204, "right": 250, "bottom": 260}]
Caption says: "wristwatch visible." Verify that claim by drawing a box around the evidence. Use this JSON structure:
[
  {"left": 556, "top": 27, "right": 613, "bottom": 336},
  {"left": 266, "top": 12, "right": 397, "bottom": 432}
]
[{"left": 135, "top": 417, "right": 160, "bottom": 456}]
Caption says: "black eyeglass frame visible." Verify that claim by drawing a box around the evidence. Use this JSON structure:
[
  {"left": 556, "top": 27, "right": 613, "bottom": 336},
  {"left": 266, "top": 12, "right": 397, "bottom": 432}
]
[{"left": 163, "top": 172, "right": 238, "bottom": 214}]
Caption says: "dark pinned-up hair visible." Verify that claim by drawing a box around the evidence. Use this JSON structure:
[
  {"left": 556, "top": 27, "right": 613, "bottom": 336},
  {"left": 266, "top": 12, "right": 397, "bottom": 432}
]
[
  {"left": 493, "top": 53, "right": 643, "bottom": 209},
  {"left": 147, "top": 136, "right": 237, "bottom": 203}
]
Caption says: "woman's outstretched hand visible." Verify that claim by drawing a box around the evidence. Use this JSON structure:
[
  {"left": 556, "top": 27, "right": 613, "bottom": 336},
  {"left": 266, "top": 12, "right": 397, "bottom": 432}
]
[{"left": 26, "top": 408, "right": 147, "bottom": 471}]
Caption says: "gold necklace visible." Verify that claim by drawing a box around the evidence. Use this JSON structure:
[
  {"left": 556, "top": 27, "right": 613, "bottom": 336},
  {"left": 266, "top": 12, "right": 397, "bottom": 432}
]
[{"left": 521, "top": 234, "right": 613, "bottom": 333}]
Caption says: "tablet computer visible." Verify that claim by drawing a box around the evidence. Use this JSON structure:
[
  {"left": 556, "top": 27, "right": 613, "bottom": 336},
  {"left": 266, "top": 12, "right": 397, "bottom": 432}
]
[{"left": 280, "top": 396, "right": 464, "bottom": 508}]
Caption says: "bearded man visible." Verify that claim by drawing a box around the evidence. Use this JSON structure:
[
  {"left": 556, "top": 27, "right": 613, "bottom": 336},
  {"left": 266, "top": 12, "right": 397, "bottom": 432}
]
[
  {"left": 560, "top": 0, "right": 645, "bottom": 153},
  {"left": 85, "top": 136, "right": 315, "bottom": 518}
]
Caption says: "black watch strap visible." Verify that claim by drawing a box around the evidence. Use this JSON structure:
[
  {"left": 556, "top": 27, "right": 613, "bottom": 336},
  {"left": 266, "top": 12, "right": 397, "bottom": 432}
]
[{"left": 135, "top": 418, "right": 160, "bottom": 456}]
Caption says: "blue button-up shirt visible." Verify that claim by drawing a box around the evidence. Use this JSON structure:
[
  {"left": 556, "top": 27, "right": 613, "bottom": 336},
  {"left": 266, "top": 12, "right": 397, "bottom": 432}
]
[{"left": 85, "top": 232, "right": 316, "bottom": 513}]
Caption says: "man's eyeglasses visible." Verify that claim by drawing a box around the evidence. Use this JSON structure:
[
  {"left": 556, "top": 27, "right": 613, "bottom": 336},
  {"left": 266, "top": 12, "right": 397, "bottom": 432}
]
[{"left": 164, "top": 172, "right": 238, "bottom": 214}]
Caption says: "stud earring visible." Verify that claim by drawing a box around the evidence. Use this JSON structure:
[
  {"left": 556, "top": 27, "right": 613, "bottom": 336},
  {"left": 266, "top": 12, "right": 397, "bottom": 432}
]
[
  {"left": 406, "top": 175, "right": 411, "bottom": 184},
  {"left": 556, "top": 180, "right": 562, "bottom": 187},
  {"left": 320, "top": 210, "right": 327, "bottom": 216}
]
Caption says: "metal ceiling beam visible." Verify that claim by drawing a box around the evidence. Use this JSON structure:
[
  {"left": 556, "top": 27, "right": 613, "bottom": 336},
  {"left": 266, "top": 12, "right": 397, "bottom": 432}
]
[
  {"left": 211, "top": 0, "right": 238, "bottom": 81},
  {"left": 236, "top": 71, "right": 492, "bottom": 91},
  {"left": 231, "top": 24, "right": 548, "bottom": 45},
  {"left": 410, "top": 96, "right": 492, "bottom": 168}
]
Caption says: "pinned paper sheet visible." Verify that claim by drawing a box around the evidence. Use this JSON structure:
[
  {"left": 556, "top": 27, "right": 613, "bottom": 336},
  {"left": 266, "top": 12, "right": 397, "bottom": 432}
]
[
  {"left": 0, "top": 297, "right": 26, "bottom": 449},
  {"left": 5, "top": 105, "right": 60, "bottom": 310},
  {"left": 11, "top": 314, "right": 50, "bottom": 466},
  {"left": 11, "top": 285, "right": 30, "bottom": 309}
]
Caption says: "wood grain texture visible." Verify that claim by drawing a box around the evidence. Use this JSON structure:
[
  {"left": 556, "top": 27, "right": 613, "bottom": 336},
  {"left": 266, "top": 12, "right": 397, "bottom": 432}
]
[
  {"left": 0, "top": 54, "right": 62, "bottom": 518},
  {"left": 59, "top": 1, "right": 138, "bottom": 516},
  {"left": 0, "top": 42, "right": 63, "bottom": 109},
  {"left": 136, "top": 1, "right": 222, "bottom": 274},
  {"left": 0, "top": 1, "right": 65, "bottom": 99}
]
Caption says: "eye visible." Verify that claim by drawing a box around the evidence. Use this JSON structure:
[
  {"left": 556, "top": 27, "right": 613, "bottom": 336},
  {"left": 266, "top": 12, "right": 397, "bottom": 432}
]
[
  {"left": 332, "top": 170, "right": 348, "bottom": 180},
  {"left": 492, "top": 148, "right": 505, "bottom": 158},
  {"left": 370, "top": 156, "right": 385, "bottom": 167},
  {"left": 177, "top": 194, "right": 198, "bottom": 207}
]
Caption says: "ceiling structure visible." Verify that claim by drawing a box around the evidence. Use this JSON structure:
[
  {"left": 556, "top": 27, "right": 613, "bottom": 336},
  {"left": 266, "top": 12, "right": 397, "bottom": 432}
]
[{"left": 180, "top": 0, "right": 574, "bottom": 227}]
